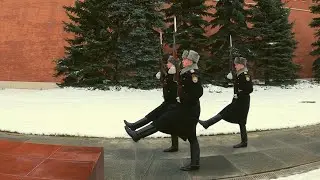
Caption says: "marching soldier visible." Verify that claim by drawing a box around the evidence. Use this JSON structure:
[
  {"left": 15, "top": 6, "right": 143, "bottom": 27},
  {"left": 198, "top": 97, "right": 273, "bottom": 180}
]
[
  {"left": 124, "top": 54, "right": 179, "bottom": 152},
  {"left": 124, "top": 50, "right": 203, "bottom": 171},
  {"left": 199, "top": 57, "right": 253, "bottom": 148}
]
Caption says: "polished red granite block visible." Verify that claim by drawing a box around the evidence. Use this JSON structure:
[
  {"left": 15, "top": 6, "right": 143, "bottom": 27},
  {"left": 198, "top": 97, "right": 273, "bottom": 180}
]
[
  {"left": 9, "top": 143, "right": 61, "bottom": 158},
  {"left": 50, "top": 146, "right": 102, "bottom": 161},
  {"left": 0, "top": 140, "right": 23, "bottom": 154},
  {"left": 27, "top": 159, "right": 95, "bottom": 180},
  {"left": 21, "top": 178, "right": 53, "bottom": 180},
  {"left": 0, "top": 154, "right": 43, "bottom": 176},
  {"left": 0, "top": 139, "right": 104, "bottom": 180},
  {"left": 21, "top": 177, "right": 59, "bottom": 180},
  {"left": 89, "top": 152, "right": 104, "bottom": 180},
  {"left": 0, "top": 173, "right": 21, "bottom": 180}
]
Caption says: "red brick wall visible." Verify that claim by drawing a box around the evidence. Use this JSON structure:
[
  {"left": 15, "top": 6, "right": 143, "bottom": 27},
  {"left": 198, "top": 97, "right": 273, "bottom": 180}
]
[
  {"left": 290, "top": 8, "right": 316, "bottom": 78},
  {"left": 246, "top": 0, "right": 317, "bottom": 78},
  {"left": 0, "top": 0, "right": 316, "bottom": 82},
  {"left": 0, "top": 0, "right": 74, "bottom": 82}
]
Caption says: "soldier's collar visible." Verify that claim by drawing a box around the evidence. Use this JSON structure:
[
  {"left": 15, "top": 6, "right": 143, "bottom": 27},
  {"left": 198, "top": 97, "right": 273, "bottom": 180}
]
[
  {"left": 180, "top": 64, "right": 198, "bottom": 75},
  {"left": 236, "top": 67, "right": 248, "bottom": 76}
]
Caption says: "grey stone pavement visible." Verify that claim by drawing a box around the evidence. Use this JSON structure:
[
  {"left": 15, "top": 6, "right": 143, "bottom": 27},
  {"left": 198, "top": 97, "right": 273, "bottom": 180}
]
[{"left": 1, "top": 124, "right": 320, "bottom": 180}]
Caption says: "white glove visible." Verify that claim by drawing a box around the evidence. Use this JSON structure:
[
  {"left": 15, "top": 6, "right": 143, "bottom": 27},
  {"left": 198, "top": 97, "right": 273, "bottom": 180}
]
[
  {"left": 227, "top": 72, "right": 233, "bottom": 80},
  {"left": 233, "top": 94, "right": 238, "bottom": 99},
  {"left": 156, "top": 71, "right": 161, "bottom": 79},
  {"left": 168, "top": 66, "right": 176, "bottom": 74}
]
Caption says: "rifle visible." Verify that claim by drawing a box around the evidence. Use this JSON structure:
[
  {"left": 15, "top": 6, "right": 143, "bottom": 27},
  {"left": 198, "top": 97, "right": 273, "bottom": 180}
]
[
  {"left": 171, "top": 15, "right": 183, "bottom": 103},
  {"left": 159, "top": 31, "right": 167, "bottom": 83},
  {"left": 229, "top": 34, "right": 236, "bottom": 93},
  {"left": 172, "top": 16, "right": 181, "bottom": 82},
  {"left": 229, "top": 35, "right": 235, "bottom": 77}
]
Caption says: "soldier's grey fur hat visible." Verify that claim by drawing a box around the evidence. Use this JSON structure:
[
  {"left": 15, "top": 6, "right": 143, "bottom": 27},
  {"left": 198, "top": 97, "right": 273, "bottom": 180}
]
[
  {"left": 181, "top": 50, "right": 189, "bottom": 59},
  {"left": 186, "top": 50, "right": 200, "bottom": 63},
  {"left": 234, "top": 57, "right": 247, "bottom": 66}
]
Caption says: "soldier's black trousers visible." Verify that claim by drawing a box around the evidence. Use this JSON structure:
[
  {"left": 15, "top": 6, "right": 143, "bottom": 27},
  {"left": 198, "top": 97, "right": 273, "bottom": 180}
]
[
  {"left": 239, "top": 124, "right": 248, "bottom": 142},
  {"left": 128, "top": 101, "right": 176, "bottom": 130},
  {"left": 145, "top": 101, "right": 176, "bottom": 121},
  {"left": 188, "top": 127, "right": 200, "bottom": 166}
]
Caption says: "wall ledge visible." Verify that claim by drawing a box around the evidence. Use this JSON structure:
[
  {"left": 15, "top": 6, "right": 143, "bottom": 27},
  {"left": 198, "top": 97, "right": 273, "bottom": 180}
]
[{"left": 0, "top": 81, "right": 59, "bottom": 89}]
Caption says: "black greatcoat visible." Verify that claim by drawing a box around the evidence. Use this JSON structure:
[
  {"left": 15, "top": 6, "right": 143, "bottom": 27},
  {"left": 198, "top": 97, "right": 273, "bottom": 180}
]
[
  {"left": 145, "top": 74, "right": 177, "bottom": 120},
  {"left": 152, "top": 69, "right": 203, "bottom": 141},
  {"left": 162, "top": 74, "right": 178, "bottom": 104},
  {"left": 219, "top": 71, "right": 253, "bottom": 125}
]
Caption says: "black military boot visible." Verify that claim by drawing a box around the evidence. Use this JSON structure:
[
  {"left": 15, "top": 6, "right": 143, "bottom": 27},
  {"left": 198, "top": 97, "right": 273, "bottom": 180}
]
[
  {"left": 180, "top": 137, "right": 200, "bottom": 171},
  {"left": 233, "top": 124, "right": 248, "bottom": 148},
  {"left": 124, "top": 124, "right": 157, "bottom": 142},
  {"left": 124, "top": 117, "right": 149, "bottom": 131},
  {"left": 163, "top": 135, "right": 179, "bottom": 152},
  {"left": 198, "top": 114, "right": 222, "bottom": 129}
]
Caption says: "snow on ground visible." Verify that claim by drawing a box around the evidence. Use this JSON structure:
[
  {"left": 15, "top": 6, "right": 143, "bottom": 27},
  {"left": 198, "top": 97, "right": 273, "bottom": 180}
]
[
  {"left": 0, "top": 80, "right": 319, "bottom": 138},
  {"left": 272, "top": 168, "right": 320, "bottom": 180}
]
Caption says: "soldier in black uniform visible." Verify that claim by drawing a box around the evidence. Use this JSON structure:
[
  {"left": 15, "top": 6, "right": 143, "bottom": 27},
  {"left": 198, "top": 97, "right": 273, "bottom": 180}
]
[
  {"left": 124, "top": 54, "right": 179, "bottom": 152},
  {"left": 124, "top": 50, "right": 203, "bottom": 171},
  {"left": 199, "top": 57, "right": 253, "bottom": 148}
]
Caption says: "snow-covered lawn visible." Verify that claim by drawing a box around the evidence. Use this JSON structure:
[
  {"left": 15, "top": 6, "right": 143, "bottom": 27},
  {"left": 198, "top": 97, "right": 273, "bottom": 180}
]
[
  {"left": 0, "top": 80, "right": 319, "bottom": 138},
  {"left": 272, "top": 168, "right": 320, "bottom": 180},
  {"left": 0, "top": 80, "right": 319, "bottom": 179}
]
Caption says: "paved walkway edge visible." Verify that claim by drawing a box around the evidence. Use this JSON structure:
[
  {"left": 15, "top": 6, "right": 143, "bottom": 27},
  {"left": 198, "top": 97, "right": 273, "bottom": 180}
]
[{"left": 220, "top": 159, "right": 320, "bottom": 180}]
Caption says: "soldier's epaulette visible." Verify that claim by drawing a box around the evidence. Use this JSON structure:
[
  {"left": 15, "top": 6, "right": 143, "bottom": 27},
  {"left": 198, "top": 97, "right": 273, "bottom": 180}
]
[
  {"left": 192, "top": 73, "right": 198, "bottom": 83},
  {"left": 245, "top": 74, "right": 251, "bottom": 81}
]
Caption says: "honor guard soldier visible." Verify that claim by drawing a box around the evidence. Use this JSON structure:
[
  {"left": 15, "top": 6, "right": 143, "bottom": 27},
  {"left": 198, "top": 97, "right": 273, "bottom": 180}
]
[
  {"left": 199, "top": 57, "right": 253, "bottom": 148},
  {"left": 125, "top": 50, "right": 203, "bottom": 171},
  {"left": 124, "top": 54, "right": 179, "bottom": 152}
]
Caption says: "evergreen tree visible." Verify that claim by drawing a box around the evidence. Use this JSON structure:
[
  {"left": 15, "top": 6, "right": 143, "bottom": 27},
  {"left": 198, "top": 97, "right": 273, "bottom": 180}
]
[
  {"left": 55, "top": 0, "right": 165, "bottom": 89},
  {"left": 249, "top": 0, "right": 299, "bottom": 85},
  {"left": 161, "top": 0, "right": 213, "bottom": 67},
  {"left": 310, "top": 0, "right": 320, "bottom": 82},
  {"left": 55, "top": 0, "right": 114, "bottom": 89},
  {"left": 207, "top": 0, "right": 251, "bottom": 80},
  {"left": 312, "top": 60, "right": 320, "bottom": 82},
  {"left": 108, "top": 0, "right": 165, "bottom": 89}
]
